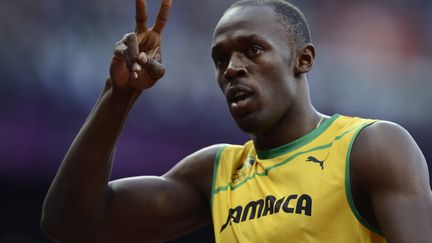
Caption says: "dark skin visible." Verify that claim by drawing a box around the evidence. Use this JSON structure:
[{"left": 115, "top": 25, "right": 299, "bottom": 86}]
[{"left": 41, "top": 2, "right": 432, "bottom": 243}]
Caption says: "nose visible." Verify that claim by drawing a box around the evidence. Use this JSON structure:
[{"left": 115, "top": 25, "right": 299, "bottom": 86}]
[{"left": 224, "top": 53, "right": 247, "bottom": 80}]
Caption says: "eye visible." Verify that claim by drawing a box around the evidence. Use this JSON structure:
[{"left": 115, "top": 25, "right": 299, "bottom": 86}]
[
  {"left": 213, "top": 54, "right": 230, "bottom": 66},
  {"left": 248, "top": 45, "right": 263, "bottom": 56}
]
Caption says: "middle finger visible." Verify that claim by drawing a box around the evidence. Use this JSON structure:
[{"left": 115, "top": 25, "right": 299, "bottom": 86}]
[{"left": 135, "top": 0, "right": 148, "bottom": 33}]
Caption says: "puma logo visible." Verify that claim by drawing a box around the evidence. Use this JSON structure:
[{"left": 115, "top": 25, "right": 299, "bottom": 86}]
[{"left": 305, "top": 156, "right": 324, "bottom": 170}]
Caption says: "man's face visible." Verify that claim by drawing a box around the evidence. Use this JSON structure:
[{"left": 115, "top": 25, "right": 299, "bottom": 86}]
[{"left": 211, "top": 6, "right": 299, "bottom": 134}]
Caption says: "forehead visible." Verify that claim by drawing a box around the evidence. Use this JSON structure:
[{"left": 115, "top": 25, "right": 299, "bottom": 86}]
[{"left": 212, "top": 5, "right": 285, "bottom": 46}]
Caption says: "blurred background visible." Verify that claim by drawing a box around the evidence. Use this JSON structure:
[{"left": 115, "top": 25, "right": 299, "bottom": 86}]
[{"left": 1, "top": 0, "right": 431, "bottom": 242}]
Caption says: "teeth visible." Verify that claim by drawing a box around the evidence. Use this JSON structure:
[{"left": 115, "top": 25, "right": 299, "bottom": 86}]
[
  {"left": 234, "top": 91, "right": 247, "bottom": 99},
  {"left": 233, "top": 92, "right": 250, "bottom": 102},
  {"left": 226, "top": 86, "right": 253, "bottom": 104}
]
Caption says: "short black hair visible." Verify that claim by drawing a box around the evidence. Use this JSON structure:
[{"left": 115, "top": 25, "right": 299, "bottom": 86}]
[{"left": 227, "top": 0, "right": 311, "bottom": 47}]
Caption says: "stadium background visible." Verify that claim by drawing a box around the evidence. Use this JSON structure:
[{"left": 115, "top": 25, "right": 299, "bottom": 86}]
[{"left": 1, "top": 0, "right": 431, "bottom": 242}]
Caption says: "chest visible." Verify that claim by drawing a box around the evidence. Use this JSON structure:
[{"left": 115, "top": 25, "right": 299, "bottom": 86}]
[{"left": 212, "top": 147, "right": 351, "bottom": 242}]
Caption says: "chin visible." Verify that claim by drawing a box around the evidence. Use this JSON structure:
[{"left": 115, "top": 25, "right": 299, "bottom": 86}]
[
  {"left": 233, "top": 109, "right": 283, "bottom": 135},
  {"left": 234, "top": 115, "right": 266, "bottom": 134}
]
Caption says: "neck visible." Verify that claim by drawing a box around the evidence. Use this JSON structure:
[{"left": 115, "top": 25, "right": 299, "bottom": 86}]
[{"left": 251, "top": 81, "right": 323, "bottom": 151}]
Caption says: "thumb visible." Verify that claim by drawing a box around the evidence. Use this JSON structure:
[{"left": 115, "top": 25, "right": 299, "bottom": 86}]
[{"left": 138, "top": 52, "right": 166, "bottom": 81}]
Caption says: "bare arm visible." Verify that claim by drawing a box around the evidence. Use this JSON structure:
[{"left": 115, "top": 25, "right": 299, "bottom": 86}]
[
  {"left": 99, "top": 145, "right": 219, "bottom": 242},
  {"left": 41, "top": 1, "right": 217, "bottom": 242},
  {"left": 351, "top": 121, "right": 432, "bottom": 243}
]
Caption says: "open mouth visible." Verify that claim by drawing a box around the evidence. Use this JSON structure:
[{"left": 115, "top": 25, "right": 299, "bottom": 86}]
[
  {"left": 231, "top": 91, "right": 253, "bottom": 104},
  {"left": 226, "top": 86, "right": 254, "bottom": 105}
]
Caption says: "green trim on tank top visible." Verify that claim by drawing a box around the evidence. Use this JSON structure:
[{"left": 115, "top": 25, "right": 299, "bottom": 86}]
[
  {"left": 213, "top": 123, "right": 357, "bottom": 195},
  {"left": 345, "top": 121, "right": 384, "bottom": 236},
  {"left": 256, "top": 114, "right": 340, "bottom": 160},
  {"left": 211, "top": 145, "right": 228, "bottom": 211}
]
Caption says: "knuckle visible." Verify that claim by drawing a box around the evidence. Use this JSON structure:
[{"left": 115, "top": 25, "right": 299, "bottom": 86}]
[
  {"left": 112, "top": 54, "right": 124, "bottom": 63},
  {"left": 116, "top": 32, "right": 135, "bottom": 45},
  {"left": 114, "top": 43, "right": 126, "bottom": 52},
  {"left": 124, "top": 32, "right": 135, "bottom": 38},
  {"left": 113, "top": 49, "right": 123, "bottom": 59},
  {"left": 149, "top": 64, "right": 165, "bottom": 79},
  {"left": 126, "top": 33, "right": 137, "bottom": 42}
]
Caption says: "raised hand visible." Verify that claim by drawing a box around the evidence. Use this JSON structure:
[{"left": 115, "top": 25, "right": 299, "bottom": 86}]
[{"left": 110, "top": 0, "right": 172, "bottom": 91}]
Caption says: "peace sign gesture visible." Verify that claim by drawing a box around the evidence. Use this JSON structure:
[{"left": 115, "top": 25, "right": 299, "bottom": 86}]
[{"left": 110, "top": 0, "right": 172, "bottom": 91}]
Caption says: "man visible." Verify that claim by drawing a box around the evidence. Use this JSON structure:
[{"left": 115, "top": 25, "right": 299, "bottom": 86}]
[{"left": 41, "top": 0, "right": 432, "bottom": 242}]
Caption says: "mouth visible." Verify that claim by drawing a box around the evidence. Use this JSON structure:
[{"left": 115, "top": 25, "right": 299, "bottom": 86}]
[
  {"left": 226, "top": 86, "right": 254, "bottom": 104},
  {"left": 226, "top": 85, "right": 256, "bottom": 116}
]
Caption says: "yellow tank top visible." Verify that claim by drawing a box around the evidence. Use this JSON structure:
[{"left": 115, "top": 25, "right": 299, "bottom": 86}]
[{"left": 211, "top": 114, "right": 386, "bottom": 243}]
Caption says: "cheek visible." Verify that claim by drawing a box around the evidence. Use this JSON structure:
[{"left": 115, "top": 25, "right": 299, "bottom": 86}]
[
  {"left": 215, "top": 71, "right": 224, "bottom": 91},
  {"left": 258, "top": 80, "right": 295, "bottom": 117},
  {"left": 263, "top": 50, "right": 294, "bottom": 79}
]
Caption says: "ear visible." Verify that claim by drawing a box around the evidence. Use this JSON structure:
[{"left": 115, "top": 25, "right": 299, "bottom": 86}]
[{"left": 294, "top": 44, "right": 315, "bottom": 75}]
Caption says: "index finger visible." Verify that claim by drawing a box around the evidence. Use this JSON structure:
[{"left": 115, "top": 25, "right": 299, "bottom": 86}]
[
  {"left": 152, "top": 0, "right": 172, "bottom": 34},
  {"left": 135, "top": 0, "right": 148, "bottom": 33}
]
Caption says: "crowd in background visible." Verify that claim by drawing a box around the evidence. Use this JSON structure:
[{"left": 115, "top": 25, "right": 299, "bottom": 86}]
[{"left": 0, "top": 0, "right": 431, "bottom": 241}]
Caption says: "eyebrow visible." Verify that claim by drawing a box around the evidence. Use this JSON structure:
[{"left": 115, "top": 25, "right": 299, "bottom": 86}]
[{"left": 211, "top": 33, "right": 265, "bottom": 54}]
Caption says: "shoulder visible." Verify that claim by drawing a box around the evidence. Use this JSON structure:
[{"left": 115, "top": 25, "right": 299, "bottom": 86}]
[
  {"left": 165, "top": 144, "right": 229, "bottom": 178},
  {"left": 351, "top": 120, "right": 424, "bottom": 170},
  {"left": 349, "top": 121, "right": 432, "bottom": 242},
  {"left": 163, "top": 144, "right": 230, "bottom": 200},
  {"left": 350, "top": 120, "right": 428, "bottom": 194}
]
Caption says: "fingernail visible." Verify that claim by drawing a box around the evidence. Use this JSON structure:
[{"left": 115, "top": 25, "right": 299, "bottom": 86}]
[
  {"left": 133, "top": 62, "right": 142, "bottom": 72},
  {"left": 138, "top": 52, "right": 148, "bottom": 64}
]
